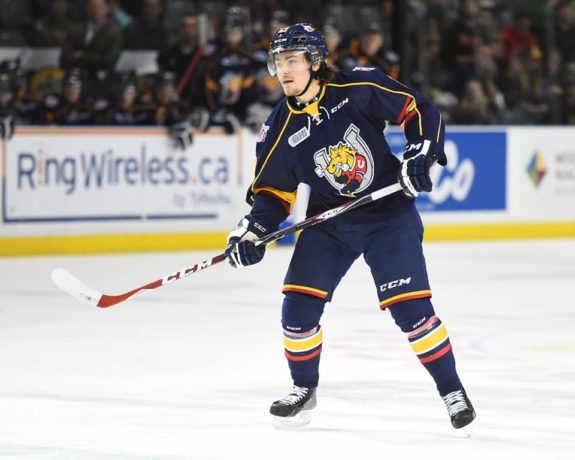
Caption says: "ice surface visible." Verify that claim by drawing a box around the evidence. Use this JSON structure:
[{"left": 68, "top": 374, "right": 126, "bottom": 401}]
[{"left": 0, "top": 239, "right": 574, "bottom": 460}]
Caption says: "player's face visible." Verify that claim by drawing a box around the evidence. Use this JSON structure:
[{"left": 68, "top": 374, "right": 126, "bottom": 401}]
[
  {"left": 274, "top": 51, "right": 313, "bottom": 96},
  {"left": 120, "top": 86, "right": 136, "bottom": 109},
  {"left": 0, "top": 90, "right": 13, "bottom": 107},
  {"left": 224, "top": 30, "right": 243, "bottom": 47},
  {"left": 64, "top": 83, "right": 81, "bottom": 104}
]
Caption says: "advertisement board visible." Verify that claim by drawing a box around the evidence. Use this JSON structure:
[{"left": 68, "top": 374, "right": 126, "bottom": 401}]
[
  {"left": 1, "top": 126, "right": 574, "bottom": 255},
  {"left": 3, "top": 129, "right": 241, "bottom": 223},
  {"left": 507, "top": 127, "right": 575, "bottom": 220}
]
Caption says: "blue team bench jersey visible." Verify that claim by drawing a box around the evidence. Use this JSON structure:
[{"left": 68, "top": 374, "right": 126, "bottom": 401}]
[{"left": 247, "top": 67, "right": 445, "bottom": 229}]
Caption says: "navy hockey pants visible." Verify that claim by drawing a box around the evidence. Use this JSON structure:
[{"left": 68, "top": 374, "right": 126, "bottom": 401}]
[{"left": 279, "top": 207, "right": 462, "bottom": 395}]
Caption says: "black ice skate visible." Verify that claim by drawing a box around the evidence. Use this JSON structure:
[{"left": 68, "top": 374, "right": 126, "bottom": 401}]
[
  {"left": 442, "top": 387, "right": 476, "bottom": 430},
  {"left": 270, "top": 386, "right": 317, "bottom": 429}
]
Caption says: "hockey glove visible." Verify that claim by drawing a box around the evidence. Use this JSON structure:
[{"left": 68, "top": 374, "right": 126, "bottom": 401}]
[
  {"left": 170, "top": 120, "right": 194, "bottom": 150},
  {"left": 189, "top": 106, "right": 210, "bottom": 132},
  {"left": 209, "top": 109, "right": 240, "bottom": 135},
  {"left": 397, "top": 139, "right": 447, "bottom": 198},
  {"left": 245, "top": 102, "right": 272, "bottom": 134},
  {"left": 225, "top": 216, "right": 267, "bottom": 268}
]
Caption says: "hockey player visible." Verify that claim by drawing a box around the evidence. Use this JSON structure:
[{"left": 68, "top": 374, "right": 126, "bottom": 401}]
[
  {"left": 39, "top": 69, "right": 93, "bottom": 126},
  {"left": 102, "top": 72, "right": 149, "bottom": 126},
  {"left": 336, "top": 21, "right": 400, "bottom": 80},
  {"left": 203, "top": 6, "right": 258, "bottom": 133},
  {"left": 141, "top": 72, "right": 194, "bottom": 150},
  {"left": 0, "top": 59, "right": 40, "bottom": 138},
  {"left": 250, "top": 10, "right": 291, "bottom": 127},
  {"left": 224, "top": 23, "right": 476, "bottom": 431}
]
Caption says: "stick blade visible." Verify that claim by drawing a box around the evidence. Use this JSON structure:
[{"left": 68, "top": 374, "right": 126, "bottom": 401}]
[{"left": 51, "top": 268, "right": 103, "bottom": 307}]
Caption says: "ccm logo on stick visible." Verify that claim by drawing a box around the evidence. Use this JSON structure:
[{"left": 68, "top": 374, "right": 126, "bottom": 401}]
[{"left": 379, "top": 277, "right": 412, "bottom": 292}]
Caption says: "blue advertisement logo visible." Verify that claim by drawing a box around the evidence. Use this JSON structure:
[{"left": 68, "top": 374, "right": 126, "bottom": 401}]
[{"left": 387, "top": 130, "right": 506, "bottom": 212}]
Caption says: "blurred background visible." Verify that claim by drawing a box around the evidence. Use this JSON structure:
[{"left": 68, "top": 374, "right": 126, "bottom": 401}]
[
  {"left": 1, "top": 0, "right": 574, "bottom": 132},
  {"left": 0, "top": 0, "right": 574, "bottom": 256}
]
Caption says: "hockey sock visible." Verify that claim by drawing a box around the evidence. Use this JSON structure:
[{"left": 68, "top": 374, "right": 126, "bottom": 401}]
[
  {"left": 283, "top": 326, "right": 323, "bottom": 388},
  {"left": 407, "top": 316, "right": 462, "bottom": 396}
]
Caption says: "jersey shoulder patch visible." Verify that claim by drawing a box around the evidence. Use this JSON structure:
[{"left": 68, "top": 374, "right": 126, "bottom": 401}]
[{"left": 257, "top": 124, "right": 270, "bottom": 143}]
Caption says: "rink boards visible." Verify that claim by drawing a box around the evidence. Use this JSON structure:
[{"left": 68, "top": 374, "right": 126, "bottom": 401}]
[{"left": 1, "top": 126, "right": 574, "bottom": 255}]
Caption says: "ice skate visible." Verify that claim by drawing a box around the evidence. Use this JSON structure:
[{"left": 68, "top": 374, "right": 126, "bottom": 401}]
[
  {"left": 442, "top": 387, "right": 476, "bottom": 433},
  {"left": 270, "top": 386, "right": 316, "bottom": 429}
]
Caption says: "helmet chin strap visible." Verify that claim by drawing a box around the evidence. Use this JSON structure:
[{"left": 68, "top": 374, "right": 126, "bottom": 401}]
[{"left": 295, "top": 67, "right": 316, "bottom": 98}]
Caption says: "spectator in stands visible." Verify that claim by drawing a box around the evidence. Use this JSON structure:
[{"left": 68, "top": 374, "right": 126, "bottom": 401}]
[
  {"left": 420, "top": 12, "right": 451, "bottom": 90},
  {"left": 452, "top": 79, "right": 493, "bottom": 124},
  {"left": 501, "top": 9, "right": 539, "bottom": 69},
  {"left": 555, "top": 0, "right": 575, "bottom": 66},
  {"left": 123, "top": 0, "right": 166, "bottom": 50},
  {"left": 40, "top": 69, "right": 93, "bottom": 125},
  {"left": 60, "top": 0, "right": 123, "bottom": 72},
  {"left": 442, "top": 0, "right": 481, "bottom": 96},
  {"left": 157, "top": 14, "right": 209, "bottom": 108},
  {"left": 33, "top": 0, "right": 73, "bottom": 47},
  {"left": 476, "top": 0, "right": 500, "bottom": 46},
  {"left": 474, "top": 44, "right": 505, "bottom": 120},
  {"left": 336, "top": 21, "right": 400, "bottom": 79},
  {"left": 503, "top": 46, "right": 551, "bottom": 124},
  {"left": 421, "top": 25, "right": 458, "bottom": 122}
]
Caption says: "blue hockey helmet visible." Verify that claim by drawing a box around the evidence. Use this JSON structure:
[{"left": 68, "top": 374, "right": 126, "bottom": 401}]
[
  {"left": 267, "top": 23, "right": 328, "bottom": 75},
  {"left": 224, "top": 6, "right": 248, "bottom": 34}
]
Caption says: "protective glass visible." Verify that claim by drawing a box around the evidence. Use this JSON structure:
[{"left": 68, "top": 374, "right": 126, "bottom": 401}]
[{"left": 267, "top": 50, "right": 309, "bottom": 76}]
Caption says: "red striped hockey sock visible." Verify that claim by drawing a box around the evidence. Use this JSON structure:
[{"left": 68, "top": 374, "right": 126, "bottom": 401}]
[{"left": 408, "top": 316, "right": 462, "bottom": 395}]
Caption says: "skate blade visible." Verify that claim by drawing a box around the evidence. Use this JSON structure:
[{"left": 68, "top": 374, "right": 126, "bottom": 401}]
[
  {"left": 271, "top": 410, "right": 312, "bottom": 430},
  {"left": 462, "top": 424, "right": 474, "bottom": 438}
]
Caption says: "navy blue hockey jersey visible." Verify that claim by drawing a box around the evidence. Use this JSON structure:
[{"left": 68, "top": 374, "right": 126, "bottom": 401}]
[{"left": 247, "top": 67, "right": 445, "bottom": 232}]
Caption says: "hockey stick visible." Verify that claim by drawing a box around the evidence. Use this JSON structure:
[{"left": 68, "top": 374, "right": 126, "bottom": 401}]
[{"left": 51, "top": 182, "right": 402, "bottom": 308}]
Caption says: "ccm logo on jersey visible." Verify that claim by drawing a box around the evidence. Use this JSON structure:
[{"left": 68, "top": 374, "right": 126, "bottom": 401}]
[
  {"left": 379, "top": 277, "right": 412, "bottom": 292},
  {"left": 330, "top": 98, "right": 349, "bottom": 114}
]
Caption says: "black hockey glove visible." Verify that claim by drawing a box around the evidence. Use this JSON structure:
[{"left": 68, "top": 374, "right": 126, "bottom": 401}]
[
  {"left": 225, "top": 216, "right": 268, "bottom": 268},
  {"left": 209, "top": 109, "right": 240, "bottom": 135},
  {"left": 397, "top": 139, "right": 447, "bottom": 198}
]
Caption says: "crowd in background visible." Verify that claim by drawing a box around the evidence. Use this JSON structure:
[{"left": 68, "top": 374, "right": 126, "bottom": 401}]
[{"left": 1, "top": 0, "right": 575, "bottom": 146}]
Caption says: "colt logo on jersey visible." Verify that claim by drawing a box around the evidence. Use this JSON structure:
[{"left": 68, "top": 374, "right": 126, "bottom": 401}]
[{"left": 313, "top": 124, "right": 374, "bottom": 195}]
